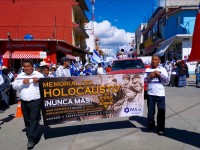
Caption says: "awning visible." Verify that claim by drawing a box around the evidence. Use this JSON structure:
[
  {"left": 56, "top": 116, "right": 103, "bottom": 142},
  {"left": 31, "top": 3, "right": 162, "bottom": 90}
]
[
  {"left": 3, "top": 51, "right": 43, "bottom": 59},
  {"left": 155, "top": 38, "right": 175, "bottom": 56},
  {"left": 66, "top": 54, "right": 79, "bottom": 61}
]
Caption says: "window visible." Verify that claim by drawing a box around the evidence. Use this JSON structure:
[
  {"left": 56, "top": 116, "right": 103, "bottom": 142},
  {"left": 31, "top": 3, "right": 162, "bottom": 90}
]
[{"left": 112, "top": 60, "right": 145, "bottom": 71}]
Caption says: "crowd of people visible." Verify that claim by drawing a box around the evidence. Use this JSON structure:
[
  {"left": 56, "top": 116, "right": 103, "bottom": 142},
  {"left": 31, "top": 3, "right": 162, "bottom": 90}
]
[
  {"left": 0, "top": 55, "right": 197, "bottom": 148},
  {"left": 0, "top": 57, "right": 113, "bottom": 149},
  {"left": 163, "top": 59, "right": 190, "bottom": 87},
  {"left": 0, "top": 57, "right": 112, "bottom": 111}
]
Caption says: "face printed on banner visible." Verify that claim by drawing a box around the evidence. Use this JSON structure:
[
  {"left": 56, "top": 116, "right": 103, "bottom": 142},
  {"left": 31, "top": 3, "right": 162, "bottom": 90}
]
[
  {"left": 125, "top": 86, "right": 137, "bottom": 102},
  {"left": 122, "top": 75, "right": 130, "bottom": 87}
]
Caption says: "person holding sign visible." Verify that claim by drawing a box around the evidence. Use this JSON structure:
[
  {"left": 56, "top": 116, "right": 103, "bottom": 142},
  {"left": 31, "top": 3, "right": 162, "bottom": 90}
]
[
  {"left": 12, "top": 59, "right": 44, "bottom": 149},
  {"left": 144, "top": 55, "right": 169, "bottom": 135}
]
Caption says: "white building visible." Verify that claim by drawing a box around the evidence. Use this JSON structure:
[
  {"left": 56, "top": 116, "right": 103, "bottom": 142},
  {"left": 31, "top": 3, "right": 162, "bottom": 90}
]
[
  {"left": 157, "top": 0, "right": 199, "bottom": 7},
  {"left": 135, "top": 23, "right": 147, "bottom": 56}
]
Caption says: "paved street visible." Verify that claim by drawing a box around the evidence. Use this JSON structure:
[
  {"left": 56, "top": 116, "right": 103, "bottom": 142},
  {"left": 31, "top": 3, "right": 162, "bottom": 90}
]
[{"left": 0, "top": 77, "right": 200, "bottom": 150}]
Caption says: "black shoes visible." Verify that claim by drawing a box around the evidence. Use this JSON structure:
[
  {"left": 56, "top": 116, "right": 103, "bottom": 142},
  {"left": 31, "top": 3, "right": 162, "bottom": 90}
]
[
  {"left": 157, "top": 130, "right": 165, "bottom": 136},
  {"left": 27, "top": 141, "right": 35, "bottom": 149}
]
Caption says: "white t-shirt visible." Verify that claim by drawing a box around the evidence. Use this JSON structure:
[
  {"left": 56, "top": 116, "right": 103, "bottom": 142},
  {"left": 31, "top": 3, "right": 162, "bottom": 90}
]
[
  {"left": 97, "top": 67, "right": 106, "bottom": 75},
  {"left": 56, "top": 65, "right": 71, "bottom": 77},
  {"left": 144, "top": 66, "right": 169, "bottom": 96},
  {"left": 12, "top": 71, "right": 44, "bottom": 101}
]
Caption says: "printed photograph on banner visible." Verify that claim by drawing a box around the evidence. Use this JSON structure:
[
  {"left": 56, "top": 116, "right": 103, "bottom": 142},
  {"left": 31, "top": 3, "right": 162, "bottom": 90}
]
[{"left": 39, "top": 74, "right": 144, "bottom": 125}]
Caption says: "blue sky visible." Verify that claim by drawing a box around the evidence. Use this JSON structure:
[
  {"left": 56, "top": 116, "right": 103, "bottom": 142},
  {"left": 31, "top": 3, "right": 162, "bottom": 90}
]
[
  {"left": 85, "top": 0, "right": 155, "bottom": 33},
  {"left": 84, "top": 0, "right": 157, "bottom": 53}
]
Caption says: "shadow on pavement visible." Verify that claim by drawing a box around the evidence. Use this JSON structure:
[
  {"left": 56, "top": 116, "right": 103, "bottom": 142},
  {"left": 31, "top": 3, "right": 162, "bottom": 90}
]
[
  {"left": 165, "top": 128, "right": 200, "bottom": 148},
  {"left": 0, "top": 114, "right": 15, "bottom": 124},
  {"left": 129, "top": 116, "right": 147, "bottom": 127},
  {"left": 44, "top": 120, "right": 136, "bottom": 139},
  {"left": 130, "top": 116, "right": 200, "bottom": 148},
  {"left": 140, "top": 126, "right": 200, "bottom": 148}
]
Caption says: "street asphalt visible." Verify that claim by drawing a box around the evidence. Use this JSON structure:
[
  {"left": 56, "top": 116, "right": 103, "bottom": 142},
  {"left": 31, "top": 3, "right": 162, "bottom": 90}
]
[{"left": 0, "top": 77, "right": 200, "bottom": 150}]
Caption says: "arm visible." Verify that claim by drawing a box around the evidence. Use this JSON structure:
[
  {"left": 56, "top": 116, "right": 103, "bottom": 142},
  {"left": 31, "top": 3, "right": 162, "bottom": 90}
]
[
  {"left": 12, "top": 76, "right": 25, "bottom": 91},
  {"left": 144, "top": 68, "right": 156, "bottom": 83},
  {"left": 0, "top": 75, "right": 4, "bottom": 85},
  {"left": 154, "top": 69, "right": 169, "bottom": 85},
  {"left": 144, "top": 72, "right": 156, "bottom": 83}
]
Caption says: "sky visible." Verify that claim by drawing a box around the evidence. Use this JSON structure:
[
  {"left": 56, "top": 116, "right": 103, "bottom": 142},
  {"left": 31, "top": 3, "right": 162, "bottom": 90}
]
[{"left": 85, "top": 0, "right": 156, "bottom": 52}]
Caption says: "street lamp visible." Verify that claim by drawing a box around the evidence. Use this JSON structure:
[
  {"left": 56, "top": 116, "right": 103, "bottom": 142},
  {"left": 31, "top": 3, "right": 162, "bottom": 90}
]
[{"left": 7, "top": 32, "right": 11, "bottom": 69}]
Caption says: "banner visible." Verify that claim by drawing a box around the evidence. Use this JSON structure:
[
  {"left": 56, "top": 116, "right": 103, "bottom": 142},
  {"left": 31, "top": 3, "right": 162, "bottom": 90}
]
[{"left": 39, "top": 74, "right": 144, "bottom": 125}]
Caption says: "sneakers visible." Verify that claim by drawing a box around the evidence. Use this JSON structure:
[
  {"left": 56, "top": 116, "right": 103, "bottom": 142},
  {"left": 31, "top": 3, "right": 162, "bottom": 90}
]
[
  {"left": 157, "top": 131, "right": 165, "bottom": 136},
  {"left": 27, "top": 141, "right": 35, "bottom": 149}
]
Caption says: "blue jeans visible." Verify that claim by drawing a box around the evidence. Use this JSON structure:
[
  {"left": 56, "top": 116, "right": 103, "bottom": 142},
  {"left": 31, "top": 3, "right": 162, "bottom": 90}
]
[{"left": 147, "top": 95, "right": 165, "bottom": 131}]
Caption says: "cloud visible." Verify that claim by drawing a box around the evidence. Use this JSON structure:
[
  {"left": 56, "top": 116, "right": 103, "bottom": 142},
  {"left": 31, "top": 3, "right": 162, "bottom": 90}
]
[
  {"left": 98, "top": 16, "right": 103, "bottom": 20},
  {"left": 85, "top": 20, "right": 134, "bottom": 51}
]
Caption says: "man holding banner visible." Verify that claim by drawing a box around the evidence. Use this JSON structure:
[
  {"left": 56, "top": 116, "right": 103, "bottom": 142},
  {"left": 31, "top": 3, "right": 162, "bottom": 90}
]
[
  {"left": 144, "top": 55, "right": 169, "bottom": 135},
  {"left": 12, "top": 59, "right": 44, "bottom": 149}
]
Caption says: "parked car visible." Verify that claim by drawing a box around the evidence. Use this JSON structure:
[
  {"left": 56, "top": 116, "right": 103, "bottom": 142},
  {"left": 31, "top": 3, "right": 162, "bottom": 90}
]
[{"left": 107, "top": 58, "right": 147, "bottom": 98}]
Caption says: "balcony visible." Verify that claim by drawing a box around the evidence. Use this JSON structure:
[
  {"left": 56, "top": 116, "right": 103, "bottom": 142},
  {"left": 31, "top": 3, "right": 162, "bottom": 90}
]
[{"left": 152, "top": 32, "right": 163, "bottom": 42}]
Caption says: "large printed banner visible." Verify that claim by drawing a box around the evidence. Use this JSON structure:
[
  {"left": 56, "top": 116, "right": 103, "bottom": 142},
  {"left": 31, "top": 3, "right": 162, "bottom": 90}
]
[{"left": 39, "top": 74, "right": 144, "bottom": 125}]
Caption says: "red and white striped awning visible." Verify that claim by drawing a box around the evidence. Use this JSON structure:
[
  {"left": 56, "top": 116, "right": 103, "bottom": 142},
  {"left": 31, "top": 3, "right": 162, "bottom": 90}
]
[{"left": 3, "top": 51, "right": 42, "bottom": 59}]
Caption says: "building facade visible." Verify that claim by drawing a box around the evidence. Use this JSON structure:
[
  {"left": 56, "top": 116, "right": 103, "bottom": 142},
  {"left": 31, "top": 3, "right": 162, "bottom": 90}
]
[
  {"left": 135, "top": 23, "right": 147, "bottom": 56},
  {"left": 0, "top": 0, "right": 89, "bottom": 70},
  {"left": 142, "top": 1, "right": 198, "bottom": 63}
]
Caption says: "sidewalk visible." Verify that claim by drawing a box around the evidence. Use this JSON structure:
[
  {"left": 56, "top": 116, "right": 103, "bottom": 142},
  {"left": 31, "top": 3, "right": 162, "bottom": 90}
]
[{"left": 0, "top": 78, "right": 200, "bottom": 150}]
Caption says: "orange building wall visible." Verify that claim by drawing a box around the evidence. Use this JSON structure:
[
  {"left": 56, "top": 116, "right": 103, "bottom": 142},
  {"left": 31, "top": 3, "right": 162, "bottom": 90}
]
[{"left": 0, "top": 0, "right": 76, "bottom": 43}]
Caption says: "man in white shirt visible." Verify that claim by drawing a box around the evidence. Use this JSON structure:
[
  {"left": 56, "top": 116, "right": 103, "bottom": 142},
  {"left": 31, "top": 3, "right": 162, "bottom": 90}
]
[
  {"left": 144, "top": 55, "right": 169, "bottom": 135},
  {"left": 56, "top": 57, "right": 71, "bottom": 77},
  {"left": 12, "top": 59, "right": 44, "bottom": 149}
]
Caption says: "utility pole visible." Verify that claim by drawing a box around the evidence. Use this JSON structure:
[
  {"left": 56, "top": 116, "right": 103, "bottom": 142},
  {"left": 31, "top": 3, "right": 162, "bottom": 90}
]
[
  {"left": 90, "top": 0, "right": 95, "bottom": 35},
  {"left": 7, "top": 32, "right": 12, "bottom": 69}
]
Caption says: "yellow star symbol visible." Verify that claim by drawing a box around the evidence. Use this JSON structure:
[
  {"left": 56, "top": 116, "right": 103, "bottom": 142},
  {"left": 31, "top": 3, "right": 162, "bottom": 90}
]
[{"left": 98, "top": 93, "right": 113, "bottom": 109}]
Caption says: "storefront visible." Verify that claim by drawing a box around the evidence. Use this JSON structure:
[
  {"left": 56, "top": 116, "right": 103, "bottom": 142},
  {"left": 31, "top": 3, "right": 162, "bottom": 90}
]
[
  {"left": 155, "top": 34, "right": 192, "bottom": 62},
  {"left": 0, "top": 39, "right": 88, "bottom": 71}
]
